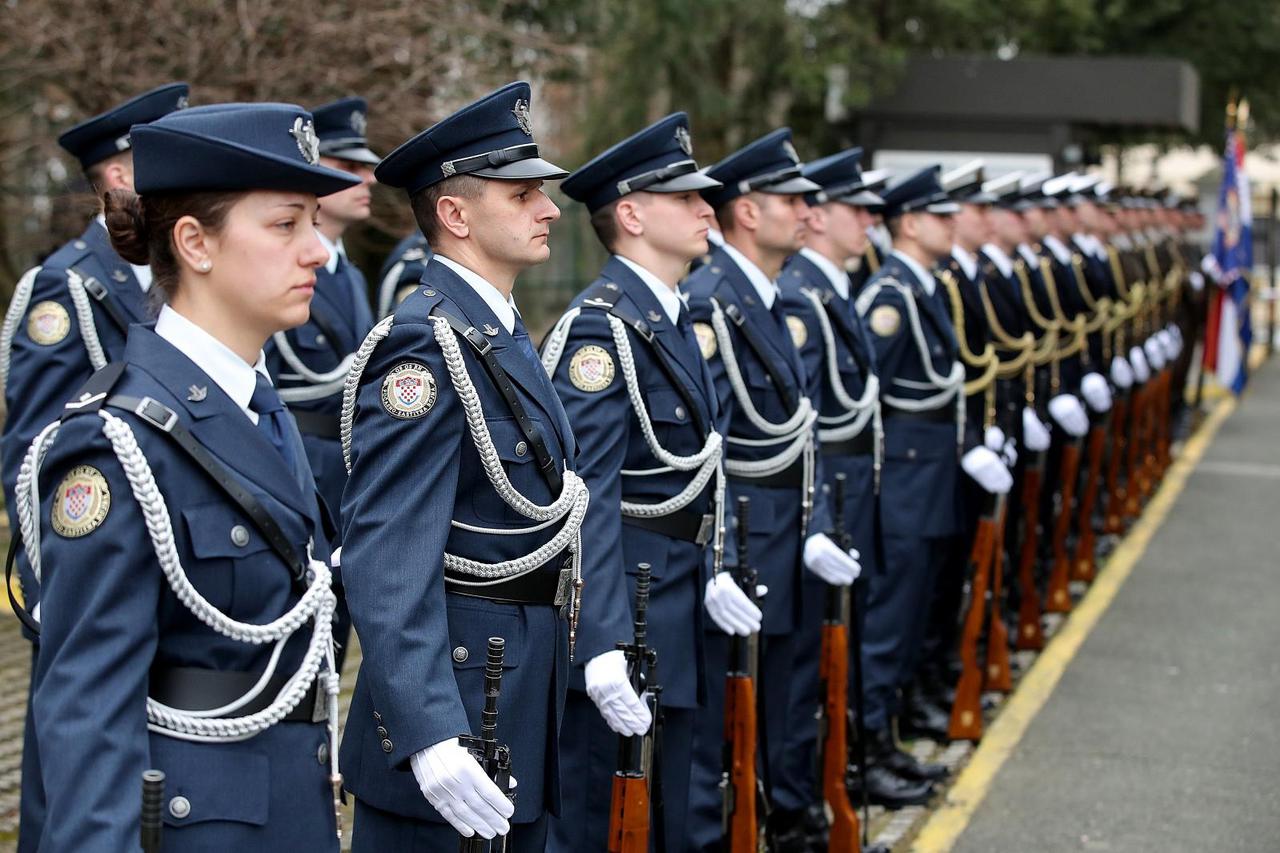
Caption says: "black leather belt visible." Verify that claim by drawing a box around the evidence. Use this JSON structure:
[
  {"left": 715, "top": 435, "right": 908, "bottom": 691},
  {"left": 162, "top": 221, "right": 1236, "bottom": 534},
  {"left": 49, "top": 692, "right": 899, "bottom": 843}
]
[
  {"left": 727, "top": 459, "right": 803, "bottom": 489},
  {"left": 292, "top": 410, "right": 341, "bottom": 439},
  {"left": 150, "top": 666, "right": 328, "bottom": 723},
  {"left": 445, "top": 564, "right": 571, "bottom": 607},
  {"left": 622, "top": 507, "right": 714, "bottom": 545},
  {"left": 821, "top": 430, "right": 874, "bottom": 457},
  {"left": 883, "top": 404, "right": 953, "bottom": 423}
]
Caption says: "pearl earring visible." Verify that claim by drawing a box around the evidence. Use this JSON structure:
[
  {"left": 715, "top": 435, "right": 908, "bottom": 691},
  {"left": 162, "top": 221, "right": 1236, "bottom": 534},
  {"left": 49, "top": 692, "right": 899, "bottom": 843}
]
[{"left": 199, "top": 260, "right": 212, "bottom": 272}]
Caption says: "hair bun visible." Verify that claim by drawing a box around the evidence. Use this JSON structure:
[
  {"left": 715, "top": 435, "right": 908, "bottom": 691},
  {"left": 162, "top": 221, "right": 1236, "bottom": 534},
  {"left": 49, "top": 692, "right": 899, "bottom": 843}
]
[{"left": 102, "top": 188, "right": 150, "bottom": 265}]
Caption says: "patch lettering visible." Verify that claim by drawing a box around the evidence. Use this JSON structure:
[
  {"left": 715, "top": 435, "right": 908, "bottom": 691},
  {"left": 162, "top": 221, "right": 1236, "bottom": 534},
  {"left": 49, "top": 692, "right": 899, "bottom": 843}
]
[{"left": 381, "top": 362, "right": 437, "bottom": 419}]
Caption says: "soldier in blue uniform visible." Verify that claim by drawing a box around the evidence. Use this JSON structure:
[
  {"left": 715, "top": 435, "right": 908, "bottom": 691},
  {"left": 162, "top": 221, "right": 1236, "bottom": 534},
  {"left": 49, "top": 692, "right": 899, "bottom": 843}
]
[
  {"left": 24, "top": 101, "right": 358, "bottom": 852},
  {"left": 682, "top": 128, "right": 862, "bottom": 850},
  {"left": 848, "top": 167, "right": 892, "bottom": 300},
  {"left": 263, "top": 96, "right": 380, "bottom": 670},
  {"left": 376, "top": 230, "right": 431, "bottom": 318},
  {"left": 540, "top": 112, "right": 726, "bottom": 852},
  {"left": 0, "top": 81, "right": 188, "bottom": 853},
  {"left": 338, "top": 82, "right": 583, "bottom": 851},
  {"left": 851, "top": 166, "right": 1011, "bottom": 791}
]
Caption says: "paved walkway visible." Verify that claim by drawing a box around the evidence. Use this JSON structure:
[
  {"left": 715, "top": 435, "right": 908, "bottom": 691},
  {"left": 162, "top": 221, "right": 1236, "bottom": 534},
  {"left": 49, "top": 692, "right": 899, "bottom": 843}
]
[{"left": 948, "top": 359, "right": 1280, "bottom": 852}]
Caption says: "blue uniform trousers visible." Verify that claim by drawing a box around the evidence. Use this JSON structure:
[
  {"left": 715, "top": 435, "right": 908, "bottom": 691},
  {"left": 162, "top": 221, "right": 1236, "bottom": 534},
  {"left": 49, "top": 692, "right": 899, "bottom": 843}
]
[
  {"left": 353, "top": 797, "right": 547, "bottom": 851},
  {"left": 18, "top": 649, "right": 42, "bottom": 853}
]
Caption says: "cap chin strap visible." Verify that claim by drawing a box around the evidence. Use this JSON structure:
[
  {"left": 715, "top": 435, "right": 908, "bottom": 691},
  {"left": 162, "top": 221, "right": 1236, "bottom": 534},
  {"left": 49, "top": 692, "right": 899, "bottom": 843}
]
[
  {"left": 440, "top": 143, "right": 540, "bottom": 178},
  {"left": 615, "top": 159, "right": 699, "bottom": 196},
  {"left": 735, "top": 163, "right": 803, "bottom": 195}
]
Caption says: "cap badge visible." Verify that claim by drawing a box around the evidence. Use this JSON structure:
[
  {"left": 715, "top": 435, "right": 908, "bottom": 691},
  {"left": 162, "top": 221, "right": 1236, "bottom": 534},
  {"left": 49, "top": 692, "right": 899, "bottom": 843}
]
[
  {"left": 176, "top": 95, "right": 189, "bottom": 110},
  {"left": 782, "top": 140, "right": 799, "bottom": 164},
  {"left": 291, "top": 117, "right": 320, "bottom": 165},
  {"left": 675, "top": 126, "right": 693, "bottom": 156},
  {"left": 512, "top": 99, "right": 533, "bottom": 136},
  {"left": 350, "top": 110, "right": 368, "bottom": 137}
]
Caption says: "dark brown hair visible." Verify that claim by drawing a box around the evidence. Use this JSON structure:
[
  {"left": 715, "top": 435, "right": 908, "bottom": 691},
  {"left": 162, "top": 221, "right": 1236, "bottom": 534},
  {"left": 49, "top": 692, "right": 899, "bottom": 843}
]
[
  {"left": 102, "top": 188, "right": 243, "bottom": 308},
  {"left": 588, "top": 199, "right": 621, "bottom": 252},
  {"left": 409, "top": 174, "right": 487, "bottom": 245}
]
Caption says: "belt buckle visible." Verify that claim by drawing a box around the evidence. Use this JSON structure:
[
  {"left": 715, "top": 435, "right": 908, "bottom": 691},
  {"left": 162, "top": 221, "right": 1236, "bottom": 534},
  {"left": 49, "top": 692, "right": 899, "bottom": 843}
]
[
  {"left": 554, "top": 566, "right": 573, "bottom": 607},
  {"left": 696, "top": 513, "right": 714, "bottom": 546}
]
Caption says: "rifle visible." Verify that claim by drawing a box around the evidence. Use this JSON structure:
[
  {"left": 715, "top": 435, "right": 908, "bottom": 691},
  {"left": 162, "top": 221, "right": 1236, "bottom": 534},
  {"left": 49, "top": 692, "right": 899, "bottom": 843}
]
[
  {"left": 720, "top": 496, "right": 764, "bottom": 853},
  {"left": 1102, "top": 392, "right": 1130, "bottom": 536},
  {"left": 950, "top": 493, "right": 1001, "bottom": 741},
  {"left": 608, "top": 562, "right": 663, "bottom": 853},
  {"left": 1123, "top": 379, "right": 1149, "bottom": 519},
  {"left": 984, "top": 499, "right": 1013, "bottom": 693},
  {"left": 1045, "top": 437, "right": 1082, "bottom": 614},
  {"left": 459, "top": 638, "right": 514, "bottom": 853},
  {"left": 141, "top": 770, "right": 164, "bottom": 853},
  {"left": 1072, "top": 414, "right": 1109, "bottom": 584},
  {"left": 820, "top": 473, "right": 861, "bottom": 851},
  {"left": 1014, "top": 453, "right": 1045, "bottom": 651}
]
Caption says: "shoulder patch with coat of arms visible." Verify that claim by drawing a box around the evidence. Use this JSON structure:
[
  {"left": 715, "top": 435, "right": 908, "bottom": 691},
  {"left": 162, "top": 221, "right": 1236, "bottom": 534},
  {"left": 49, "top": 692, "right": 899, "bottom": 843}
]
[
  {"left": 568, "top": 345, "right": 615, "bottom": 392},
  {"left": 785, "top": 315, "right": 808, "bottom": 349},
  {"left": 693, "top": 322, "right": 718, "bottom": 359},
  {"left": 381, "top": 361, "right": 437, "bottom": 419},
  {"left": 27, "top": 300, "right": 71, "bottom": 345},
  {"left": 869, "top": 304, "right": 902, "bottom": 337},
  {"left": 51, "top": 465, "right": 111, "bottom": 538}
]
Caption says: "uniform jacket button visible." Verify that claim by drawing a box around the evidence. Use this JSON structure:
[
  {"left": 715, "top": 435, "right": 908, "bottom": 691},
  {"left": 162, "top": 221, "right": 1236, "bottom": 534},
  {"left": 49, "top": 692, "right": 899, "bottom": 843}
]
[
  {"left": 169, "top": 796, "right": 191, "bottom": 819},
  {"left": 514, "top": 441, "right": 528, "bottom": 458},
  {"left": 230, "top": 525, "right": 250, "bottom": 547},
  {"left": 453, "top": 646, "right": 469, "bottom": 663},
  {"left": 381, "top": 738, "right": 394, "bottom": 753},
  {"left": 424, "top": 289, "right": 436, "bottom": 297},
  {"left": 74, "top": 240, "right": 87, "bottom": 250},
  {"left": 317, "top": 742, "right": 330, "bottom": 765},
  {"left": 373, "top": 710, "right": 382, "bottom": 722},
  {"left": 907, "top": 448, "right": 918, "bottom": 459},
  {"left": 376, "top": 726, "right": 389, "bottom": 738},
  {"left": 674, "top": 406, "right": 686, "bottom": 420},
  {"left": 315, "top": 334, "right": 327, "bottom": 345}
]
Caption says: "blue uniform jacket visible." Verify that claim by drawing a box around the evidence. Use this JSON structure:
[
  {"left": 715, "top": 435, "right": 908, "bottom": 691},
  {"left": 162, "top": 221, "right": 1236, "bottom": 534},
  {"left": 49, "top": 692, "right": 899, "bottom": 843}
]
[
  {"left": 855, "top": 253, "right": 961, "bottom": 539},
  {"left": 339, "top": 259, "right": 575, "bottom": 823},
  {"left": 375, "top": 231, "right": 431, "bottom": 319},
  {"left": 683, "top": 245, "right": 831, "bottom": 635},
  {"left": 3, "top": 220, "right": 149, "bottom": 613},
  {"left": 31, "top": 327, "right": 336, "bottom": 852},
  {"left": 548, "top": 256, "right": 726, "bottom": 709}
]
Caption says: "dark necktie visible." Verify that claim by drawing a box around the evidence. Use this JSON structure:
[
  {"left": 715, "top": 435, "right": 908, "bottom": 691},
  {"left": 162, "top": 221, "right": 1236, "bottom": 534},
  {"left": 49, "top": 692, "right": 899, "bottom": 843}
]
[
  {"left": 676, "top": 305, "right": 700, "bottom": 359},
  {"left": 250, "top": 372, "right": 299, "bottom": 477}
]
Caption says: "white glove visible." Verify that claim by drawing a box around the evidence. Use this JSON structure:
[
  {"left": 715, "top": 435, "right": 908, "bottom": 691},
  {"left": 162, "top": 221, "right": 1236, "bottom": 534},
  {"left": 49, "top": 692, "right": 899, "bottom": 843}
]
[
  {"left": 1169, "top": 324, "right": 1184, "bottom": 349},
  {"left": 803, "top": 533, "right": 861, "bottom": 586},
  {"left": 1157, "top": 329, "right": 1176, "bottom": 360},
  {"left": 1022, "top": 407, "right": 1051, "bottom": 451},
  {"left": 704, "top": 572, "right": 764, "bottom": 636},
  {"left": 411, "top": 738, "right": 515, "bottom": 839},
  {"left": 1189, "top": 271, "right": 1205, "bottom": 292},
  {"left": 1001, "top": 438, "right": 1018, "bottom": 468},
  {"left": 330, "top": 546, "right": 342, "bottom": 568},
  {"left": 1143, "top": 337, "right": 1166, "bottom": 370},
  {"left": 1048, "top": 394, "right": 1089, "bottom": 437},
  {"left": 961, "top": 445, "right": 1013, "bottom": 494},
  {"left": 1110, "top": 355, "right": 1134, "bottom": 389},
  {"left": 1129, "top": 345, "right": 1151, "bottom": 382},
  {"left": 1080, "top": 372, "right": 1113, "bottom": 413},
  {"left": 585, "top": 649, "right": 652, "bottom": 737},
  {"left": 984, "top": 425, "right": 1007, "bottom": 453}
]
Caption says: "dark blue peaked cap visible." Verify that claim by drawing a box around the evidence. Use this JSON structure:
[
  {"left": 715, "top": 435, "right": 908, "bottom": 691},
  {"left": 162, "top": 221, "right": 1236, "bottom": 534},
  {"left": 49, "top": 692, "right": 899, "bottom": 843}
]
[
  {"left": 312, "top": 96, "right": 381, "bottom": 165},
  {"left": 561, "top": 112, "right": 722, "bottom": 213},
  {"left": 375, "top": 81, "right": 568, "bottom": 195},
  {"left": 879, "top": 165, "right": 960, "bottom": 219},
  {"left": 801, "top": 147, "right": 884, "bottom": 207},
  {"left": 702, "top": 128, "right": 820, "bottom": 209},
  {"left": 130, "top": 103, "right": 362, "bottom": 197},
  {"left": 58, "top": 82, "right": 189, "bottom": 171}
]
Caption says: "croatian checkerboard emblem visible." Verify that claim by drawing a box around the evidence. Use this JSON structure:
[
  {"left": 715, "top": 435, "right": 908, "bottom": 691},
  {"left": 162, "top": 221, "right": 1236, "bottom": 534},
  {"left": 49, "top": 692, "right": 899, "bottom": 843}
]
[
  {"left": 51, "top": 465, "right": 111, "bottom": 538},
  {"left": 27, "top": 301, "right": 70, "bottom": 345},
  {"left": 381, "top": 361, "right": 437, "bottom": 419},
  {"left": 291, "top": 117, "right": 320, "bottom": 165},
  {"left": 569, "top": 345, "right": 615, "bottom": 392}
]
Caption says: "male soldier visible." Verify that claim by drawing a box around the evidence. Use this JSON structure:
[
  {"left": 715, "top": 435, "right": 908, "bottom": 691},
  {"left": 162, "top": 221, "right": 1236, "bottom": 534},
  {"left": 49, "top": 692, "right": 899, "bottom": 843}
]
[
  {"left": 682, "top": 129, "right": 862, "bottom": 850},
  {"left": 848, "top": 168, "right": 892, "bottom": 299},
  {"left": 852, "top": 166, "right": 1010, "bottom": 789},
  {"left": 775, "top": 148, "right": 930, "bottom": 817},
  {"left": 541, "top": 112, "right": 727, "bottom": 852},
  {"left": 377, "top": 229, "right": 431, "bottom": 318},
  {"left": 339, "top": 82, "right": 581, "bottom": 850},
  {"left": 0, "top": 81, "right": 188, "bottom": 853}
]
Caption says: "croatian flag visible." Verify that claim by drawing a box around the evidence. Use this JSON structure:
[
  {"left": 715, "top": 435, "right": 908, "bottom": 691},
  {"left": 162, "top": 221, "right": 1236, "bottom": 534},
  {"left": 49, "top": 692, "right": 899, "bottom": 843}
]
[{"left": 1207, "top": 128, "right": 1253, "bottom": 395}]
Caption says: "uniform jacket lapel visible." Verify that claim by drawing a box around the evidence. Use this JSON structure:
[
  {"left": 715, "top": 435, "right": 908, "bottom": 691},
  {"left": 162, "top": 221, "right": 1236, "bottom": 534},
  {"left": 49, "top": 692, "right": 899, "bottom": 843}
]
[{"left": 718, "top": 252, "right": 804, "bottom": 384}]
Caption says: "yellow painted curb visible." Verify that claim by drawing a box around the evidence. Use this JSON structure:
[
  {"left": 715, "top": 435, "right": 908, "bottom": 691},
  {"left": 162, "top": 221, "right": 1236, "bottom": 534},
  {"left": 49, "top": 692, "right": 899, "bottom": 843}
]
[{"left": 911, "top": 394, "right": 1238, "bottom": 853}]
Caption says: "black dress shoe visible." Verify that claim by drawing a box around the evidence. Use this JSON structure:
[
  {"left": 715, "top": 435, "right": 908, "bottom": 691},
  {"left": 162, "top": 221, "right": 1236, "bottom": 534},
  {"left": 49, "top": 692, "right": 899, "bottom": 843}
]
[
  {"left": 768, "top": 807, "right": 812, "bottom": 853},
  {"left": 871, "top": 727, "right": 949, "bottom": 782},
  {"left": 898, "top": 698, "right": 951, "bottom": 742},
  {"left": 802, "top": 802, "right": 829, "bottom": 851},
  {"left": 848, "top": 762, "right": 934, "bottom": 809}
]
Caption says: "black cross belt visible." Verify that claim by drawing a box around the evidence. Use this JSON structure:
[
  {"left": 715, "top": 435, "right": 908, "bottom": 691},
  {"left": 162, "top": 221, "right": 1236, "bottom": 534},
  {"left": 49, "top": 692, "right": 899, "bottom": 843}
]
[
  {"left": 150, "top": 665, "right": 327, "bottom": 723},
  {"left": 621, "top": 506, "right": 714, "bottom": 545},
  {"left": 726, "top": 458, "right": 803, "bottom": 489},
  {"left": 292, "top": 410, "right": 340, "bottom": 439},
  {"left": 444, "top": 562, "right": 572, "bottom": 607},
  {"left": 821, "top": 429, "right": 875, "bottom": 456}
]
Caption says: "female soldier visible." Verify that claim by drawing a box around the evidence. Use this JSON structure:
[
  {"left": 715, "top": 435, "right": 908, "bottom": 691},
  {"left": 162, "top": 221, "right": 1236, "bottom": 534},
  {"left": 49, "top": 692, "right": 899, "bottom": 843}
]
[{"left": 17, "top": 102, "right": 359, "bottom": 851}]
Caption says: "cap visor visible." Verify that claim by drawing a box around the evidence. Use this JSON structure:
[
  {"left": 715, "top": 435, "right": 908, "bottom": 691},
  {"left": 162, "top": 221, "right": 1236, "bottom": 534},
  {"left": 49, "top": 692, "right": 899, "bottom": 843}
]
[
  {"left": 839, "top": 189, "right": 885, "bottom": 207},
  {"left": 965, "top": 191, "right": 998, "bottom": 205},
  {"left": 474, "top": 157, "right": 570, "bottom": 181},
  {"left": 762, "top": 175, "right": 823, "bottom": 195},
  {"left": 648, "top": 171, "right": 724, "bottom": 193},
  {"left": 925, "top": 201, "right": 961, "bottom": 215},
  {"left": 324, "top": 145, "right": 382, "bottom": 166}
]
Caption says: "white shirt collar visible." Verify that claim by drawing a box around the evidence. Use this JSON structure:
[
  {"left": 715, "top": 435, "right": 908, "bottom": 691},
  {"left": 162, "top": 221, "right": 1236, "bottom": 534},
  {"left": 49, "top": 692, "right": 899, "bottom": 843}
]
[
  {"left": 981, "top": 243, "right": 1014, "bottom": 279},
  {"left": 799, "top": 247, "right": 849, "bottom": 300},
  {"left": 1042, "top": 234, "right": 1073, "bottom": 265},
  {"left": 615, "top": 255, "right": 683, "bottom": 324},
  {"left": 950, "top": 245, "right": 979, "bottom": 282},
  {"left": 316, "top": 231, "right": 345, "bottom": 275},
  {"left": 870, "top": 224, "right": 891, "bottom": 254},
  {"left": 706, "top": 227, "right": 724, "bottom": 247},
  {"left": 891, "top": 249, "right": 936, "bottom": 296},
  {"left": 154, "top": 304, "right": 269, "bottom": 424},
  {"left": 1017, "top": 243, "right": 1040, "bottom": 267},
  {"left": 719, "top": 241, "right": 780, "bottom": 309},
  {"left": 96, "top": 214, "right": 152, "bottom": 291},
  {"left": 432, "top": 255, "right": 518, "bottom": 334}
]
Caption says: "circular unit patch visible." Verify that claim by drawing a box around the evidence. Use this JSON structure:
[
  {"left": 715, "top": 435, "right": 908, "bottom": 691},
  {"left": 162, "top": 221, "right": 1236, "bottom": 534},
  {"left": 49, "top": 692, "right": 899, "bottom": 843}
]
[
  {"left": 27, "top": 301, "right": 70, "bottom": 346},
  {"left": 869, "top": 305, "right": 901, "bottom": 337},
  {"left": 786, "top": 315, "right": 808, "bottom": 349},
  {"left": 381, "top": 362, "right": 437, "bottom": 419},
  {"left": 693, "top": 322, "right": 718, "bottom": 359},
  {"left": 51, "top": 465, "right": 111, "bottom": 538},
  {"left": 568, "top": 345, "right": 615, "bottom": 393}
]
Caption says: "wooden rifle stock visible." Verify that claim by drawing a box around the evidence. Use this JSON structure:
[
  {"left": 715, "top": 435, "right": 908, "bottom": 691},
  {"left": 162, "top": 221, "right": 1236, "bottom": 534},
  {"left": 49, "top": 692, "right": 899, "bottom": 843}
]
[
  {"left": 820, "top": 473, "right": 861, "bottom": 851},
  {"left": 1124, "top": 383, "right": 1148, "bottom": 518},
  {"left": 984, "top": 499, "right": 1012, "bottom": 693},
  {"left": 1045, "top": 439, "right": 1082, "bottom": 614},
  {"left": 608, "top": 563, "right": 657, "bottom": 853},
  {"left": 1072, "top": 421, "right": 1108, "bottom": 583},
  {"left": 1102, "top": 394, "right": 1130, "bottom": 535},
  {"left": 721, "top": 496, "right": 762, "bottom": 853},
  {"left": 1015, "top": 459, "right": 1045, "bottom": 651},
  {"left": 950, "top": 497, "right": 997, "bottom": 741}
]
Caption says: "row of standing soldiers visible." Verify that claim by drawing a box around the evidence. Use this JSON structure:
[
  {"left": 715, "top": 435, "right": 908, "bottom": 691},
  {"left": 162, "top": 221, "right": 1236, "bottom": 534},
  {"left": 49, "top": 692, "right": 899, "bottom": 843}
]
[{"left": 0, "top": 80, "right": 1207, "bottom": 852}]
